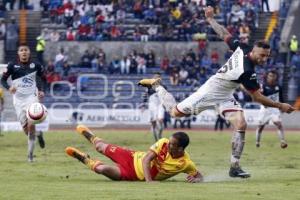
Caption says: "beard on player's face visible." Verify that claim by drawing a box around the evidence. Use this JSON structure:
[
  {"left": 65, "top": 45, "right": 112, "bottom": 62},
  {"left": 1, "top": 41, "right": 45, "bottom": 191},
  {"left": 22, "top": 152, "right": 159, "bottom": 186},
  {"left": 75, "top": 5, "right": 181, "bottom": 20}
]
[{"left": 252, "top": 47, "right": 270, "bottom": 66}]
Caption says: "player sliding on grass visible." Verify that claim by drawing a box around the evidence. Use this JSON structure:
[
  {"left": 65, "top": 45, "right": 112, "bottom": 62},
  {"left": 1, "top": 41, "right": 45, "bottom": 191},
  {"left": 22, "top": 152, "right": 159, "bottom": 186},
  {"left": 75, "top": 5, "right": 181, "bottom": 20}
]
[
  {"left": 66, "top": 125, "right": 203, "bottom": 183},
  {"left": 138, "top": 6, "right": 295, "bottom": 178}
]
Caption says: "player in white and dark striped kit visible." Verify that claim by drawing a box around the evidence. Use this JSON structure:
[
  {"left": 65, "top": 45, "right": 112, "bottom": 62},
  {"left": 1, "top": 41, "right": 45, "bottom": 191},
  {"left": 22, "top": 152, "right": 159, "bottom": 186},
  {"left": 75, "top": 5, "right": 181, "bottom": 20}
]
[
  {"left": 256, "top": 71, "right": 288, "bottom": 148},
  {"left": 138, "top": 7, "right": 295, "bottom": 178},
  {"left": 142, "top": 73, "right": 165, "bottom": 141},
  {"left": 1, "top": 44, "right": 46, "bottom": 162}
]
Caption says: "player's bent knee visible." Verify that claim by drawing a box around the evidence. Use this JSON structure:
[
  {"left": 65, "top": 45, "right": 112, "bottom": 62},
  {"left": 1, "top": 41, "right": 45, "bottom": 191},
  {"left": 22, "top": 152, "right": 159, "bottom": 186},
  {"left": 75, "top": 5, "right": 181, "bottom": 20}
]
[
  {"left": 95, "top": 144, "right": 104, "bottom": 153},
  {"left": 236, "top": 119, "right": 247, "bottom": 131},
  {"left": 94, "top": 165, "right": 104, "bottom": 174},
  {"left": 273, "top": 121, "right": 282, "bottom": 128}
]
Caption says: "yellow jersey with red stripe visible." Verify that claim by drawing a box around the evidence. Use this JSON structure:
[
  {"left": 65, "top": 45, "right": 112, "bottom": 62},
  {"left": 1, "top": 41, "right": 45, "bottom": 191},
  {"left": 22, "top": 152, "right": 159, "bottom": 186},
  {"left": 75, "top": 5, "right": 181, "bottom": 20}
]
[{"left": 133, "top": 138, "right": 198, "bottom": 180}]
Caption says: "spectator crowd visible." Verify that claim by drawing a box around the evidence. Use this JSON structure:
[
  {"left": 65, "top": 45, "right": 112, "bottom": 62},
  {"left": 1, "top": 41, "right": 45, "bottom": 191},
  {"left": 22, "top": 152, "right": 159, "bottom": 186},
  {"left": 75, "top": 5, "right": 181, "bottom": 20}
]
[{"left": 39, "top": 0, "right": 260, "bottom": 42}]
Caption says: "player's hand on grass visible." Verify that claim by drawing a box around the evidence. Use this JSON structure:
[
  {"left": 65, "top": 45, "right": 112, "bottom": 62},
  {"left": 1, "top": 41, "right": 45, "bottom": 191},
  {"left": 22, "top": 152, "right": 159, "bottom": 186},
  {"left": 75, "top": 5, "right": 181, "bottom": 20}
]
[
  {"left": 186, "top": 175, "right": 203, "bottom": 183},
  {"left": 205, "top": 6, "right": 214, "bottom": 20},
  {"left": 9, "top": 86, "right": 16, "bottom": 94},
  {"left": 38, "top": 91, "right": 45, "bottom": 100},
  {"left": 279, "top": 103, "right": 295, "bottom": 113}
]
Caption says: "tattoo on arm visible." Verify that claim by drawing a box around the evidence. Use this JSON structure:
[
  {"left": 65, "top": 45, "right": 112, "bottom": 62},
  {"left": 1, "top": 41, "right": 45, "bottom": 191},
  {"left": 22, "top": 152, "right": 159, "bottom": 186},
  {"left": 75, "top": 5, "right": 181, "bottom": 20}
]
[{"left": 208, "top": 18, "right": 231, "bottom": 40}]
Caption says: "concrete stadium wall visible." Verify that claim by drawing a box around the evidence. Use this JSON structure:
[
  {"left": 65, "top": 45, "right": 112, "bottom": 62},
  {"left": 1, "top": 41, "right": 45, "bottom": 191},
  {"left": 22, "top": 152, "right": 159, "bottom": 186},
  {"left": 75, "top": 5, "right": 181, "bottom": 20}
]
[
  {"left": 44, "top": 41, "right": 228, "bottom": 64},
  {"left": 281, "top": 112, "right": 300, "bottom": 129}
]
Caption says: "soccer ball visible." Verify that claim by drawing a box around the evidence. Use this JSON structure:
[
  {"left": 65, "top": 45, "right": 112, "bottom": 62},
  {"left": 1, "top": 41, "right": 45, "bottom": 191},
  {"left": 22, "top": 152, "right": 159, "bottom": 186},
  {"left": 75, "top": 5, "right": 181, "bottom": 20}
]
[{"left": 26, "top": 102, "right": 48, "bottom": 124}]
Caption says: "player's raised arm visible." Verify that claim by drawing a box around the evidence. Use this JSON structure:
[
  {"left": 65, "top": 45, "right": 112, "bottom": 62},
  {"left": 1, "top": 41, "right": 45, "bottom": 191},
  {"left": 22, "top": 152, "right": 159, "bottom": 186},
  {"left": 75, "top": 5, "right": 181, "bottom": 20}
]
[
  {"left": 205, "top": 6, "right": 232, "bottom": 42},
  {"left": 142, "top": 150, "right": 157, "bottom": 182}
]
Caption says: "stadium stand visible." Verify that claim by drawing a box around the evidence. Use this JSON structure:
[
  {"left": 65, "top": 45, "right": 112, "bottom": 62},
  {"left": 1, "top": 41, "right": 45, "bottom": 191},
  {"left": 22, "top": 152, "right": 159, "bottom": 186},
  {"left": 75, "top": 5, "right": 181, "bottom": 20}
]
[
  {"left": 39, "top": 0, "right": 259, "bottom": 41},
  {"left": 0, "top": 0, "right": 296, "bottom": 114}
]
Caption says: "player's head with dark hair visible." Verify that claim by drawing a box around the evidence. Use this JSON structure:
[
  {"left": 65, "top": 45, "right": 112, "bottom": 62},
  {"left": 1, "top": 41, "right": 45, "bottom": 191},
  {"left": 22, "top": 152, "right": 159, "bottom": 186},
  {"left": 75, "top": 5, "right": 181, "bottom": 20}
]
[
  {"left": 265, "top": 70, "right": 278, "bottom": 86},
  {"left": 254, "top": 40, "right": 271, "bottom": 49},
  {"left": 168, "top": 132, "right": 190, "bottom": 157},
  {"left": 18, "top": 44, "right": 31, "bottom": 63},
  {"left": 250, "top": 40, "right": 271, "bottom": 65}
]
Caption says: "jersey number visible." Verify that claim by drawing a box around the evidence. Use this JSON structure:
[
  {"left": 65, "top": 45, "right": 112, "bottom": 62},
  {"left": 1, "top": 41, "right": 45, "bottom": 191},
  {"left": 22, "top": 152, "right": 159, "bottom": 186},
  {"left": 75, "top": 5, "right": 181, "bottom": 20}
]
[{"left": 217, "top": 58, "right": 233, "bottom": 74}]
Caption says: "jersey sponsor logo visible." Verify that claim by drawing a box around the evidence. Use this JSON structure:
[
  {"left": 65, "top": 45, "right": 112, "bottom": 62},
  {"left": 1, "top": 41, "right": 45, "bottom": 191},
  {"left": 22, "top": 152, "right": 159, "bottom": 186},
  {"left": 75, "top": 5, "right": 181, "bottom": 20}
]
[
  {"left": 14, "top": 65, "right": 20, "bottom": 68},
  {"left": 250, "top": 73, "right": 257, "bottom": 80},
  {"left": 269, "top": 93, "right": 279, "bottom": 101},
  {"left": 18, "top": 77, "right": 34, "bottom": 88},
  {"left": 30, "top": 63, "right": 35, "bottom": 69}
]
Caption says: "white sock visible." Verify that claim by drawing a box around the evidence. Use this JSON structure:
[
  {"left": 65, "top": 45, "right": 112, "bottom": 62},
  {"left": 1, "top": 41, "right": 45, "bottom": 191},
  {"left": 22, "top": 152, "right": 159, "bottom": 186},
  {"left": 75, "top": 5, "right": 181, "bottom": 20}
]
[
  {"left": 231, "top": 130, "right": 245, "bottom": 166},
  {"left": 156, "top": 122, "right": 163, "bottom": 139},
  {"left": 256, "top": 129, "right": 261, "bottom": 143},
  {"left": 277, "top": 128, "right": 285, "bottom": 142},
  {"left": 150, "top": 125, "right": 158, "bottom": 141},
  {"left": 155, "top": 86, "right": 177, "bottom": 113},
  {"left": 231, "top": 155, "right": 240, "bottom": 165},
  {"left": 256, "top": 125, "right": 264, "bottom": 143},
  {"left": 28, "top": 133, "right": 36, "bottom": 156}
]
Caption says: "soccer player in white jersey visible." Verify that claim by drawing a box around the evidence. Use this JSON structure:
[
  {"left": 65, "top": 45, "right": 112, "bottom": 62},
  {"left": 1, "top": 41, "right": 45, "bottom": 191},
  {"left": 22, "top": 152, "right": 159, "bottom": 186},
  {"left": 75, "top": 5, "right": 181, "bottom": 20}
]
[
  {"left": 1, "top": 44, "right": 46, "bottom": 162},
  {"left": 142, "top": 73, "right": 165, "bottom": 141},
  {"left": 138, "top": 7, "right": 295, "bottom": 178},
  {"left": 256, "top": 70, "right": 288, "bottom": 148}
]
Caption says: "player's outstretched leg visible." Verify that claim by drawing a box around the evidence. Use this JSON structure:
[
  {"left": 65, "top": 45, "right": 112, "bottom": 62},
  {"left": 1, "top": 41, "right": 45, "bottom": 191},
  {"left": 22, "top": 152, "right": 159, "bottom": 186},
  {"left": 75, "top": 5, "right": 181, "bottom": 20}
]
[
  {"left": 138, "top": 78, "right": 179, "bottom": 117},
  {"left": 76, "top": 124, "right": 100, "bottom": 144},
  {"left": 65, "top": 147, "right": 102, "bottom": 171},
  {"left": 37, "top": 131, "right": 45, "bottom": 149},
  {"left": 27, "top": 133, "right": 36, "bottom": 162},
  {"left": 76, "top": 124, "right": 109, "bottom": 154},
  {"left": 27, "top": 123, "right": 36, "bottom": 162}
]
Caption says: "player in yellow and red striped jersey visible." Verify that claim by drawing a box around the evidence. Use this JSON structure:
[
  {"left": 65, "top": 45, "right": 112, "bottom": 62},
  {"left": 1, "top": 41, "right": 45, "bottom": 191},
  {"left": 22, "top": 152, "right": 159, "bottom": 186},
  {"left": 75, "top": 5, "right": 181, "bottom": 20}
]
[{"left": 65, "top": 125, "right": 203, "bottom": 183}]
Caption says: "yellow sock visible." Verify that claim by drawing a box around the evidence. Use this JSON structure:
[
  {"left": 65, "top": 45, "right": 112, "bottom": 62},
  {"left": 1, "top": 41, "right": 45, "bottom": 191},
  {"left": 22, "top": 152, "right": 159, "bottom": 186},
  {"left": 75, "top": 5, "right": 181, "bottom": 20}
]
[
  {"left": 86, "top": 159, "right": 102, "bottom": 171},
  {"left": 92, "top": 137, "right": 103, "bottom": 145}
]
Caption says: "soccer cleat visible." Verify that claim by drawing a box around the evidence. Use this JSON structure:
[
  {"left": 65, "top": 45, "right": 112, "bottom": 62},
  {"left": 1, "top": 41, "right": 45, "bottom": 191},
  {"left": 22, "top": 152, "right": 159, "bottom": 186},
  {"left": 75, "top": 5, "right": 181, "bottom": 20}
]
[
  {"left": 65, "top": 147, "right": 102, "bottom": 170},
  {"left": 37, "top": 131, "right": 45, "bottom": 149},
  {"left": 256, "top": 142, "right": 260, "bottom": 148},
  {"left": 76, "top": 124, "right": 97, "bottom": 144},
  {"left": 66, "top": 147, "right": 89, "bottom": 164},
  {"left": 280, "top": 141, "right": 288, "bottom": 149},
  {"left": 229, "top": 166, "right": 251, "bottom": 178},
  {"left": 137, "top": 78, "right": 161, "bottom": 88}
]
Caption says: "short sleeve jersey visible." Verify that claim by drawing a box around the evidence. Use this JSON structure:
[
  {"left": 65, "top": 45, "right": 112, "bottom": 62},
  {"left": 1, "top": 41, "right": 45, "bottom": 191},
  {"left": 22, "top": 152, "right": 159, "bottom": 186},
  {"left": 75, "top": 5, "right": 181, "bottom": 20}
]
[
  {"left": 133, "top": 138, "right": 198, "bottom": 181},
  {"left": 214, "top": 37, "right": 260, "bottom": 93}
]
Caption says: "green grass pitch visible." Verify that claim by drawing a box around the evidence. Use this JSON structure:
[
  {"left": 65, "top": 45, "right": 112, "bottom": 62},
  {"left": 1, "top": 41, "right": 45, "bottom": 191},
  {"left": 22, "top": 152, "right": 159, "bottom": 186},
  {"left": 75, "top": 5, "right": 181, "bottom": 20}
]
[{"left": 0, "top": 129, "right": 299, "bottom": 200}]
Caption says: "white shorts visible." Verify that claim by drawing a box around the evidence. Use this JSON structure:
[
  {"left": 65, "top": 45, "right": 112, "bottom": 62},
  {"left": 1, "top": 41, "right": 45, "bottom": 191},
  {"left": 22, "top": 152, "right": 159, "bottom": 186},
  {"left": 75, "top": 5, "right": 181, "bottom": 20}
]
[
  {"left": 176, "top": 78, "right": 242, "bottom": 116},
  {"left": 258, "top": 107, "right": 281, "bottom": 125},
  {"left": 13, "top": 95, "right": 39, "bottom": 128},
  {"left": 149, "top": 104, "right": 165, "bottom": 122}
]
